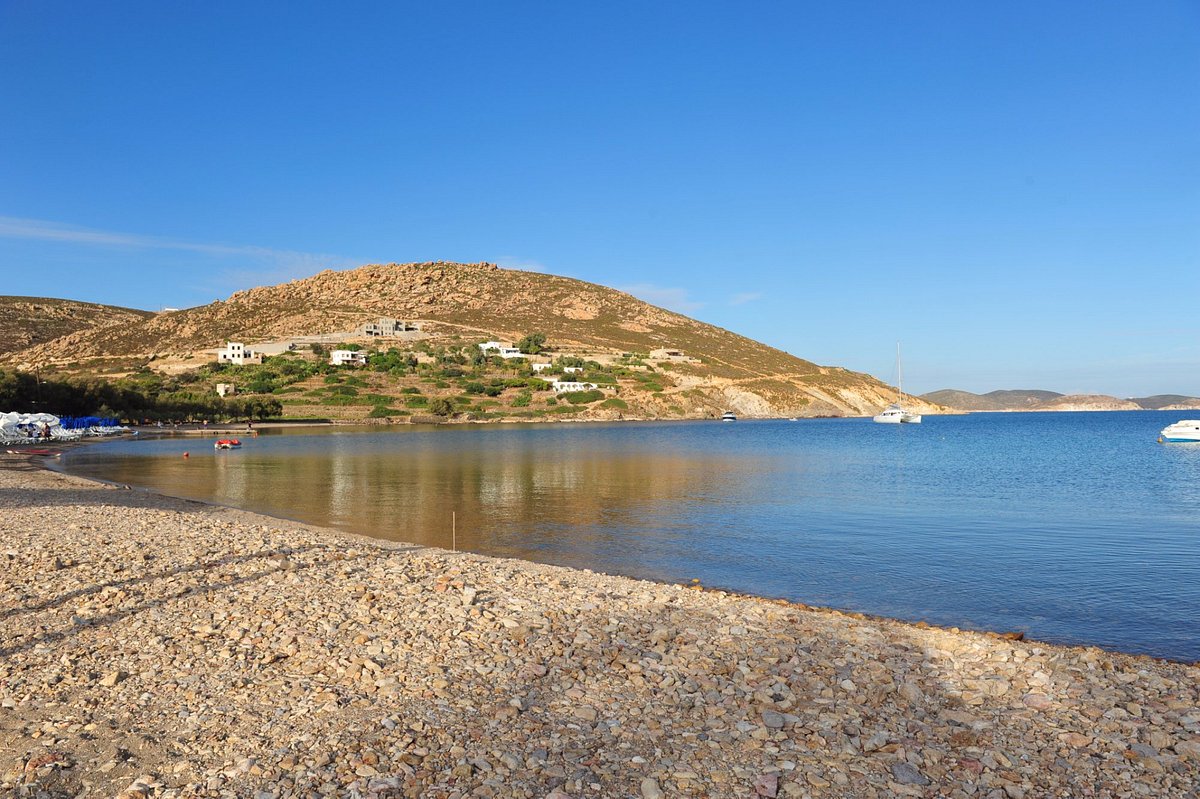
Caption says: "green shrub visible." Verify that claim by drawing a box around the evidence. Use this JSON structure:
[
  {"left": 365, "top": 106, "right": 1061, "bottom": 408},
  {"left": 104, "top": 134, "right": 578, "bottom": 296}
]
[
  {"left": 401, "top": 387, "right": 422, "bottom": 395},
  {"left": 405, "top": 396, "right": 429, "bottom": 408},
  {"left": 601, "top": 397, "right": 628, "bottom": 410},
  {"left": 428, "top": 397, "right": 454, "bottom": 416},
  {"left": 368, "top": 405, "right": 397, "bottom": 418},
  {"left": 562, "top": 390, "right": 604, "bottom": 405},
  {"left": 323, "top": 374, "right": 343, "bottom": 384},
  {"left": 512, "top": 391, "right": 532, "bottom": 407}
]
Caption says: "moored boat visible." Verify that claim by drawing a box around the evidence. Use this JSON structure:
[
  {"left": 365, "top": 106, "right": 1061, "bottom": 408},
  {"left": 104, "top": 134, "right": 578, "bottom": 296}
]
[
  {"left": 214, "top": 438, "right": 242, "bottom": 449},
  {"left": 1159, "top": 420, "right": 1200, "bottom": 443},
  {"left": 721, "top": 411, "right": 737, "bottom": 422},
  {"left": 874, "top": 343, "right": 922, "bottom": 424}
]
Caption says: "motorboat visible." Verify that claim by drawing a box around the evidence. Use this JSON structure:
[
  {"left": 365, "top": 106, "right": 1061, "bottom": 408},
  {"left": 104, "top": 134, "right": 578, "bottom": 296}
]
[
  {"left": 874, "top": 343, "right": 922, "bottom": 424},
  {"left": 214, "top": 438, "right": 242, "bottom": 449},
  {"left": 1159, "top": 420, "right": 1200, "bottom": 443},
  {"left": 721, "top": 411, "right": 737, "bottom": 422}
]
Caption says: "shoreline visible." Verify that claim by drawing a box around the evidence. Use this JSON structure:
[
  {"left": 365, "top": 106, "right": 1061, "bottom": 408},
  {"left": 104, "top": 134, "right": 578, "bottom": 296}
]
[
  {"left": 24, "top": 432, "right": 1195, "bottom": 666},
  {"left": 2, "top": 461, "right": 1198, "bottom": 797}
]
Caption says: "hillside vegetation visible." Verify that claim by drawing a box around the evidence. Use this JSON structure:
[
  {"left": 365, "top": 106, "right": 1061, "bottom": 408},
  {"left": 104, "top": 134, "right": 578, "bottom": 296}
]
[{"left": 3, "top": 262, "right": 941, "bottom": 419}]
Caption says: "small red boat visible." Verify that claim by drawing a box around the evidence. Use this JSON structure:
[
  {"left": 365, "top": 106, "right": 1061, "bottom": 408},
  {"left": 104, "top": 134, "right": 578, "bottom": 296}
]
[{"left": 214, "top": 439, "right": 242, "bottom": 450}]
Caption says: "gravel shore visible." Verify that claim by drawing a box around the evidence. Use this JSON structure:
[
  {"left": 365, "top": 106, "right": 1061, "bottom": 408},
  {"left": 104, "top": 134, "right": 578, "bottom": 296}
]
[{"left": 2, "top": 460, "right": 1197, "bottom": 798}]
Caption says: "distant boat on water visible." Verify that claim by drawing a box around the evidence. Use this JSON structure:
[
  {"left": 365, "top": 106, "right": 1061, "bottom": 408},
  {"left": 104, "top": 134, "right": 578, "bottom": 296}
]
[
  {"left": 721, "top": 411, "right": 737, "bottom": 422},
  {"left": 874, "top": 343, "right": 922, "bottom": 424},
  {"left": 1159, "top": 420, "right": 1200, "bottom": 443}
]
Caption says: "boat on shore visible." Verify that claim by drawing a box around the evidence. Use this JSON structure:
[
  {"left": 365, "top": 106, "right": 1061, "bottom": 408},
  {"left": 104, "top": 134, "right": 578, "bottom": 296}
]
[
  {"left": 1159, "top": 420, "right": 1200, "bottom": 443},
  {"left": 214, "top": 439, "right": 242, "bottom": 449}
]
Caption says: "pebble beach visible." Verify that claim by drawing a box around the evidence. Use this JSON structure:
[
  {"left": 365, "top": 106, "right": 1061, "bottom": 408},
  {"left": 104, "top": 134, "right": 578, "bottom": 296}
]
[{"left": 1, "top": 459, "right": 1198, "bottom": 799}]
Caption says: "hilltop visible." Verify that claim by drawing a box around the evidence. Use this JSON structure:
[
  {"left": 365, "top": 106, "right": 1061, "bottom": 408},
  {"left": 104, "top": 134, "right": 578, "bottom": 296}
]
[
  {"left": 923, "top": 388, "right": 1200, "bottom": 413},
  {"left": 0, "top": 296, "right": 153, "bottom": 358},
  {"left": 2, "top": 262, "right": 936, "bottom": 420}
]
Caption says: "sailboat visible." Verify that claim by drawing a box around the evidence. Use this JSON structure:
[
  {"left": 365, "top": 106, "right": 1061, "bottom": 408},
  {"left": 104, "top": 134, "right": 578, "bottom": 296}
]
[{"left": 873, "top": 344, "right": 922, "bottom": 424}]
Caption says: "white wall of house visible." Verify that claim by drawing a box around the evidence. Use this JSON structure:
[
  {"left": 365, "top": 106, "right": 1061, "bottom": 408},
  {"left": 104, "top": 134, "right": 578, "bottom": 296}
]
[
  {"left": 330, "top": 350, "right": 367, "bottom": 366},
  {"left": 217, "top": 342, "right": 262, "bottom": 365}
]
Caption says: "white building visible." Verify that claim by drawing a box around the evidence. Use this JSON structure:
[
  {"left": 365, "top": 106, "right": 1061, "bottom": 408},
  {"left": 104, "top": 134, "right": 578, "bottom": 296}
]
[
  {"left": 563, "top": 366, "right": 583, "bottom": 374},
  {"left": 531, "top": 362, "right": 553, "bottom": 373},
  {"left": 217, "top": 342, "right": 263, "bottom": 365},
  {"left": 551, "top": 380, "right": 598, "bottom": 394},
  {"left": 215, "top": 383, "right": 236, "bottom": 398},
  {"left": 479, "top": 341, "right": 525, "bottom": 359},
  {"left": 330, "top": 350, "right": 368, "bottom": 367}
]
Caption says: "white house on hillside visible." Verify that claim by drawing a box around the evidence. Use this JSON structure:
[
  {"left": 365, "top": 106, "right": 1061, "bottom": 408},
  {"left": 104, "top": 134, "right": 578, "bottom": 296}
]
[
  {"left": 478, "top": 341, "right": 525, "bottom": 359},
  {"left": 330, "top": 350, "right": 368, "bottom": 367},
  {"left": 217, "top": 342, "right": 263, "bottom": 365},
  {"left": 531, "top": 362, "right": 553, "bottom": 373}
]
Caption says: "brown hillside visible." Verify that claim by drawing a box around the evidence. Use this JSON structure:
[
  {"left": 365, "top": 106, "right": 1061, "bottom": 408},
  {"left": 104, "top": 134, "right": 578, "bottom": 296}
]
[
  {"left": 6, "top": 262, "right": 940, "bottom": 418},
  {"left": 0, "top": 296, "right": 153, "bottom": 358}
]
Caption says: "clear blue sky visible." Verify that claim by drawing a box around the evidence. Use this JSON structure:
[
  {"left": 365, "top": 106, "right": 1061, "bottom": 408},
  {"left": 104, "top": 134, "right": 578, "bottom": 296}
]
[{"left": 2, "top": 2, "right": 1197, "bottom": 396}]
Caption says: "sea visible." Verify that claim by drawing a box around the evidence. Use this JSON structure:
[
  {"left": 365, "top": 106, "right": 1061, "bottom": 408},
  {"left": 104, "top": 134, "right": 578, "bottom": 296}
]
[{"left": 56, "top": 411, "right": 1200, "bottom": 661}]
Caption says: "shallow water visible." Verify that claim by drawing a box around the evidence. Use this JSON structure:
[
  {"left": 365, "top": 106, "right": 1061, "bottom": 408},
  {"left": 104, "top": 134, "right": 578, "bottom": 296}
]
[{"left": 58, "top": 411, "right": 1200, "bottom": 660}]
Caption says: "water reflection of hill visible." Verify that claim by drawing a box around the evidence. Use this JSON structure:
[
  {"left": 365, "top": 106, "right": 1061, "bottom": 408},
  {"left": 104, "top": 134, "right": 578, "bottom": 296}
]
[{"left": 80, "top": 435, "right": 744, "bottom": 568}]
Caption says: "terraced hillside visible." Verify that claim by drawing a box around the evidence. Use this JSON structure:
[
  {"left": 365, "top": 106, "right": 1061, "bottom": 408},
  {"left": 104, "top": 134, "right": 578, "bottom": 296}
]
[{"left": 5, "top": 262, "right": 940, "bottom": 418}]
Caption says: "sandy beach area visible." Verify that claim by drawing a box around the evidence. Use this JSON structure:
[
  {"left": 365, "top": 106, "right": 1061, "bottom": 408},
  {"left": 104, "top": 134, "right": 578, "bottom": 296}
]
[{"left": 1, "top": 459, "right": 1197, "bottom": 798}]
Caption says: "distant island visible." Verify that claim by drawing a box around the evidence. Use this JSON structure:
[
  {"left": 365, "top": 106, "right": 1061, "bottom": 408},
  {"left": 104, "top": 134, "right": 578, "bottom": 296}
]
[{"left": 922, "top": 388, "right": 1200, "bottom": 413}]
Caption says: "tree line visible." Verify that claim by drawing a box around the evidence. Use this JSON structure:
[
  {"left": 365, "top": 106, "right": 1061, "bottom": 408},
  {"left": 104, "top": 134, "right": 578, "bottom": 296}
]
[{"left": 0, "top": 369, "right": 282, "bottom": 422}]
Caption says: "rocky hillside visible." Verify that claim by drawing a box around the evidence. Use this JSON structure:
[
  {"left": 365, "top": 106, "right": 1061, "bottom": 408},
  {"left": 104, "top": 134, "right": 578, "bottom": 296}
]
[
  {"left": 0, "top": 296, "right": 153, "bottom": 358},
  {"left": 1035, "top": 394, "right": 1142, "bottom": 412},
  {"left": 4, "top": 262, "right": 938, "bottom": 419}
]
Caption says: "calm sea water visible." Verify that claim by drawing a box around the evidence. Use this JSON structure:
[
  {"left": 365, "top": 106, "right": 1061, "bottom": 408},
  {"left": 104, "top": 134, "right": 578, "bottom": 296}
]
[{"left": 57, "top": 412, "right": 1200, "bottom": 661}]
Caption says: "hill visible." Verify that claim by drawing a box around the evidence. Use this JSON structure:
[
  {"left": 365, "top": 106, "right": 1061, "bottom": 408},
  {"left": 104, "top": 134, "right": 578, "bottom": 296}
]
[
  {"left": 921, "top": 389, "right": 1062, "bottom": 411},
  {"left": 924, "top": 388, "right": 1200, "bottom": 412},
  {"left": 2, "top": 262, "right": 938, "bottom": 419},
  {"left": 0, "top": 296, "right": 153, "bottom": 358},
  {"left": 1128, "top": 394, "right": 1200, "bottom": 410}
]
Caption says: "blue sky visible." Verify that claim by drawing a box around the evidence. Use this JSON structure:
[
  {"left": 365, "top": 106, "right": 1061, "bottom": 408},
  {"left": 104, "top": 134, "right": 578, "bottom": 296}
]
[{"left": 1, "top": 2, "right": 1197, "bottom": 396}]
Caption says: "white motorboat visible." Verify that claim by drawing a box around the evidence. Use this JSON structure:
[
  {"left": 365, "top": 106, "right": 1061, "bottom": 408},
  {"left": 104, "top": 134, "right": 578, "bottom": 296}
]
[
  {"left": 873, "top": 344, "right": 921, "bottom": 424},
  {"left": 721, "top": 411, "right": 737, "bottom": 422},
  {"left": 1159, "top": 420, "right": 1200, "bottom": 443}
]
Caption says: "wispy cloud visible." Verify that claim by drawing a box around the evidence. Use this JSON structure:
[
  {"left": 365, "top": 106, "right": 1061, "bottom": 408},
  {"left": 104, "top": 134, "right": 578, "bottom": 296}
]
[
  {"left": 0, "top": 215, "right": 359, "bottom": 289},
  {"left": 729, "top": 291, "right": 762, "bottom": 306},
  {"left": 620, "top": 283, "right": 705, "bottom": 314}
]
